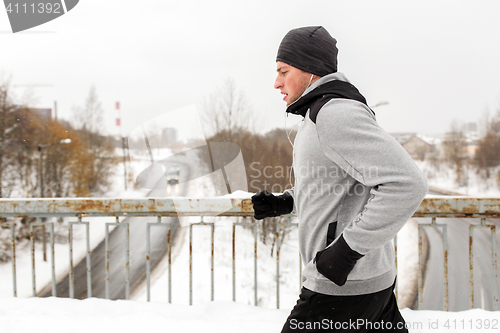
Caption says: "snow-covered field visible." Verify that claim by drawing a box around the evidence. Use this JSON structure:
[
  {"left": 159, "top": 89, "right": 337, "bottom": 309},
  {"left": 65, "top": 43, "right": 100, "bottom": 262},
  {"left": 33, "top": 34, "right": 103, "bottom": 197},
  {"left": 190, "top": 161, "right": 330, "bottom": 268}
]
[{"left": 416, "top": 160, "right": 500, "bottom": 197}]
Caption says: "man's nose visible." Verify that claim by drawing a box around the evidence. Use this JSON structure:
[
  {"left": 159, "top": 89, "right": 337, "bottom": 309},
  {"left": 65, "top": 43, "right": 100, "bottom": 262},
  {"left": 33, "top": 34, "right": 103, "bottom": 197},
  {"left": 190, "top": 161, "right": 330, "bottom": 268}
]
[{"left": 274, "top": 76, "right": 282, "bottom": 90}]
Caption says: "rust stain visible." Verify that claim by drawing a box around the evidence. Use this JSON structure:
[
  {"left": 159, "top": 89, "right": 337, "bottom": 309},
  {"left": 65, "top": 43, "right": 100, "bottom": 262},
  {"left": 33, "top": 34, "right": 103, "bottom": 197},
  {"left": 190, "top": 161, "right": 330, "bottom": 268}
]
[
  {"left": 254, "top": 237, "right": 258, "bottom": 260},
  {"left": 444, "top": 249, "right": 449, "bottom": 279},
  {"left": 469, "top": 233, "right": 474, "bottom": 272},
  {"left": 444, "top": 248, "right": 449, "bottom": 311},
  {"left": 189, "top": 200, "right": 196, "bottom": 210},
  {"left": 418, "top": 198, "right": 437, "bottom": 213},
  {"left": 145, "top": 199, "right": 157, "bottom": 212},
  {"left": 437, "top": 201, "right": 454, "bottom": 214},
  {"left": 77, "top": 199, "right": 113, "bottom": 213},
  {"left": 237, "top": 199, "right": 253, "bottom": 213},
  {"left": 462, "top": 202, "right": 479, "bottom": 214},
  {"left": 276, "top": 231, "right": 281, "bottom": 261},
  {"left": 12, "top": 215, "right": 30, "bottom": 219},
  {"left": 106, "top": 251, "right": 110, "bottom": 273},
  {"left": 394, "top": 244, "right": 398, "bottom": 268},
  {"left": 413, "top": 198, "right": 500, "bottom": 217},
  {"left": 172, "top": 202, "right": 182, "bottom": 211},
  {"left": 232, "top": 226, "right": 236, "bottom": 261},
  {"left": 168, "top": 230, "right": 172, "bottom": 265},
  {"left": 211, "top": 228, "right": 215, "bottom": 259}
]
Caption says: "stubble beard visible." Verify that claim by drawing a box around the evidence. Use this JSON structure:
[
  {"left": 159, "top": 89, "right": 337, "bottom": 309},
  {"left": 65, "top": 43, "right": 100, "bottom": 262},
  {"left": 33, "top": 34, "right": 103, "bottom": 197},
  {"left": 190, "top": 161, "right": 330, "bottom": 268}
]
[{"left": 286, "top": 75, "right": 311, "bottom": 107}]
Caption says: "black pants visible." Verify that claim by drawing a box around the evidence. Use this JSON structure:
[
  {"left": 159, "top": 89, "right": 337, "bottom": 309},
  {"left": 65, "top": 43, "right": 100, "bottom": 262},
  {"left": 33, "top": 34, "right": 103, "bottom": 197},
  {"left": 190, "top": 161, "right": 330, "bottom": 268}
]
[{"left": 281, "top": 281, "right": 408, "bottom": 333}]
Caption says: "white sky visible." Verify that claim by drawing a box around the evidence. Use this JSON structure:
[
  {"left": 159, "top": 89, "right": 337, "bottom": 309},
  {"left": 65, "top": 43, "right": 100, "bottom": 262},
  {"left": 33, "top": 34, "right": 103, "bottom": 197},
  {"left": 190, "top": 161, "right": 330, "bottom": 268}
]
[{"left": 1, "top": 0, "right": 500, "bottom": 140}]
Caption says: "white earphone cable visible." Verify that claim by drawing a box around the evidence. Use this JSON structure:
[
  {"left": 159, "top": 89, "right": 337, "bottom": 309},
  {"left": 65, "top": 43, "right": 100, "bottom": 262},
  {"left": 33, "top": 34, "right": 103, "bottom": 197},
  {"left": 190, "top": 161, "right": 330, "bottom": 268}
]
[{"left": 284, "top": 74, "right": 314, "bottom": 187}]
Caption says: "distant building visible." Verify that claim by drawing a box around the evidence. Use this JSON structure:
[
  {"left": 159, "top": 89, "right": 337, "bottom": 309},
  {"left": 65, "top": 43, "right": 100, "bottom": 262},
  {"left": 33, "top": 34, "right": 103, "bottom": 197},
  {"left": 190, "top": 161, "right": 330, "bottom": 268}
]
[
  {"left": 464, "top": 122, "right": 477, "bottom": 134},
  {"left": 162, "top": 127, "right": 177, "bottom": 146},
  {"left": 463, "top": 132, "right": 481, "bottom": 159},
  {"left": 390, "top": 132, "right": 438, "bottom": 160},
  {"left": 389, "top": 132, "right": 415, "bottom": 146},
  {"left": 34, "top": 108, "right": 52, "bottom": 121},
  {"left": 391, "top": 127, "right": 481, "bottom": 162},
  {"left": 462, "top": 122, "right": 480, "bottom": 158},
  {"left": 439, "top": 132, "right": 481, "bottom": 159}
]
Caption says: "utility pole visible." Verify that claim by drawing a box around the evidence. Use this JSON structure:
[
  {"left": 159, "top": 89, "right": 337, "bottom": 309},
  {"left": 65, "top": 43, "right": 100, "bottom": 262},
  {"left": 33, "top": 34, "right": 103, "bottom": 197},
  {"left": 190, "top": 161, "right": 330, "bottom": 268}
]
[{"left": 37, "top": 144, "right": 46, "bottom": 261}]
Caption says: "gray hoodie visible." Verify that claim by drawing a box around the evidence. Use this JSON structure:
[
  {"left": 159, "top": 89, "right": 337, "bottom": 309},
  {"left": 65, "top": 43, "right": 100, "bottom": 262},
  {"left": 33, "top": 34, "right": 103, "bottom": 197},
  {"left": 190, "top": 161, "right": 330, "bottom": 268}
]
[{"left": 287, "top": 72, "right": 428, "bottom": 296}]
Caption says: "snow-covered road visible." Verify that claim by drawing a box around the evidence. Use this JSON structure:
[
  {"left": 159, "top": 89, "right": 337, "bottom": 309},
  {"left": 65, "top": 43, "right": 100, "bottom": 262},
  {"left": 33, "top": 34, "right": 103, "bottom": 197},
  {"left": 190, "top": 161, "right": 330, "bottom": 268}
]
[{"left": 39, "top": 160, "right": 189, "bottom": 299}]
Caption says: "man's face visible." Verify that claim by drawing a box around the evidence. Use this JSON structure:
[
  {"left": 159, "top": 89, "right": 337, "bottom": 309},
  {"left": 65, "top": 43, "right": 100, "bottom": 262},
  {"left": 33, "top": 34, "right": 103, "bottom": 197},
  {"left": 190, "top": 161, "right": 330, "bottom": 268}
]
[{"left": 274, "top": 61, "right": 311, "bottom": 106}]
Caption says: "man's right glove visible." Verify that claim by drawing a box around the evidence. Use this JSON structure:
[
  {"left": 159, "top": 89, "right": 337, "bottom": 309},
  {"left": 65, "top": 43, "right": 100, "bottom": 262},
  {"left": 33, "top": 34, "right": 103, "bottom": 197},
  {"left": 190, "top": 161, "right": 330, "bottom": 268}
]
[
  {"left": 251, "top": 190, "right": 294, "bottom": 220},
  {"left": 314, "top": 234, "right": 364, "bottom": 286}
]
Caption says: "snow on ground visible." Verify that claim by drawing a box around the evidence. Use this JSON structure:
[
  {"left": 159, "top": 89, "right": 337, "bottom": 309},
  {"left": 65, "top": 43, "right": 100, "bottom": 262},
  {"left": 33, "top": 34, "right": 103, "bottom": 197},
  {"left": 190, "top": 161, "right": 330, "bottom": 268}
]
[
  {"left": 1, "top": 296, "right": 500, "bottom": 333},
  {"left": 416, "top": 160, "right": 500, "bottom": 197}
]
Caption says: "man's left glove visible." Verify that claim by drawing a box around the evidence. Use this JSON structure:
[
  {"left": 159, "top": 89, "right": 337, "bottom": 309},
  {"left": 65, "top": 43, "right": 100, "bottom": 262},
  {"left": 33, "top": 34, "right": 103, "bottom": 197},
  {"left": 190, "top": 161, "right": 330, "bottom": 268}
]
[
  {"left": 251, "top": 190, "right": 294, "bottom": 220},
  {"left": 314, "top": 234, "right": 364, "bottom": 286}
]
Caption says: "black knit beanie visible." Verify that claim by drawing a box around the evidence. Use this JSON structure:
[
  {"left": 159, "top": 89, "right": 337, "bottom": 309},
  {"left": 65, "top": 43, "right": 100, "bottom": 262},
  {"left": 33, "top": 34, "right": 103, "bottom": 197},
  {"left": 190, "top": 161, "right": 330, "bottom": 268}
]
[{"left": 276, "top": 26, "right": 338, "bottom": 77}]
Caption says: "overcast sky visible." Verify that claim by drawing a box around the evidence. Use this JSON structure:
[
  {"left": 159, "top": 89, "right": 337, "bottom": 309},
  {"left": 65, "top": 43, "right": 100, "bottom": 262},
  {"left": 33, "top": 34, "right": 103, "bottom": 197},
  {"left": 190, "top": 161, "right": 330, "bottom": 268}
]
[{"left": 1, "top": 0, "right": 500, "bottom": 142}]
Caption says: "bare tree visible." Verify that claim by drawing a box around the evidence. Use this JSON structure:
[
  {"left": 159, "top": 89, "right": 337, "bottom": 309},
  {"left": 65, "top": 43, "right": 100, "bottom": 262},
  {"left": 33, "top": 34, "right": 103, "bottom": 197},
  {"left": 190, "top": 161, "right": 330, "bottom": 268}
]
[
  {"left": 73, "top": 85, "right": 104, "bottom": 135},
  {"left": 72, "top": 86, "right": 118, "bottom": 195},
  {"left": 442, "top": 119, "right": 467, "bottom": 183},
  {"left": 475, "top": 109, "right": 500, "bottom": 178},
  {"left": 0, "top": 78, "right": 30, "bottom": 197},
  {"left": 201, "top": 77, "right": 253, "bottom": 140}
]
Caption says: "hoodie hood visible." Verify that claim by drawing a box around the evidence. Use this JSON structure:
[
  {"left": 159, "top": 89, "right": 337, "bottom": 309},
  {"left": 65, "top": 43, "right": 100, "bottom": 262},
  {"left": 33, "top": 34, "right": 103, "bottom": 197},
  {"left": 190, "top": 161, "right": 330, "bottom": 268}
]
[{"left": 286, "top": 73, "right": 368, "bottom": 119}]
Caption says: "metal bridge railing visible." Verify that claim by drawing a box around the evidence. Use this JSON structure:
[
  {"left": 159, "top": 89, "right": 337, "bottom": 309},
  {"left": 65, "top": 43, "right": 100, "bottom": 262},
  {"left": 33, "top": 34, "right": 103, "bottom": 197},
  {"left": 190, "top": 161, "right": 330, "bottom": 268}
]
[{"left": 0, "top": 197, "right": 498, "bottom": 310}]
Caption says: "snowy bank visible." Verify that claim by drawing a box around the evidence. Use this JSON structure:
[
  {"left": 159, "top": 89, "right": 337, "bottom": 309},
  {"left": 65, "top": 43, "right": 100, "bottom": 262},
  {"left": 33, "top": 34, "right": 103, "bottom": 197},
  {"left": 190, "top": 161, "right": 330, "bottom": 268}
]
[{"left": 1, "top": 297, "right": 499, "bottom": 333}]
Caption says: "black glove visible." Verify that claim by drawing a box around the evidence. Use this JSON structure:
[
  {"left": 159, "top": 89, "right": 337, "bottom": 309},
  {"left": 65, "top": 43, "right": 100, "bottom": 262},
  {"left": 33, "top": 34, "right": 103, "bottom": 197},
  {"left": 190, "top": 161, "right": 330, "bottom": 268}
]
[
  {"left": 251, "top": 190, "right": 294, "bottom": 220},
  {"left": 314, "top": 234, "right": 364, "bottom": 286}
]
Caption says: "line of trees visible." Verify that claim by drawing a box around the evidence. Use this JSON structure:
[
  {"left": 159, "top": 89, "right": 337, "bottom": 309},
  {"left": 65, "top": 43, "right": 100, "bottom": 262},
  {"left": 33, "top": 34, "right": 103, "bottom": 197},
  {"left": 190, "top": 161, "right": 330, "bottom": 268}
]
[
  {"left": 0, "top": 79, "right": 119, "bottom": 262},
  {"left": 475, "top": 111, "right": 500, "bottom": 177},
  {"left": 441, "top": 110, "right": 500, "bottom": 186},
  {"left": 0, "top": 81, "right": 118, "bottom": 199}
]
